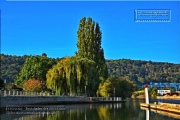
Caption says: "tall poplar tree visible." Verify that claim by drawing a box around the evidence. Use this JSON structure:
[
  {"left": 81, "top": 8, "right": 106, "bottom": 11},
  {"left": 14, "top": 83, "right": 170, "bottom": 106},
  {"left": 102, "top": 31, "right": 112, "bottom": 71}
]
[{"left": 76, "top": 17, "right": 108, "bottom": 81}]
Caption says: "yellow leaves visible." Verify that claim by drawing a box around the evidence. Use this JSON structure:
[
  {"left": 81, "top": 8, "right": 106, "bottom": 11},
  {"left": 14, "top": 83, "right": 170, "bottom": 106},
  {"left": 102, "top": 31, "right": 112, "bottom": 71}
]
[
  {"left": 46, "top": 66, "right": 59, "bottom": 90},
  {"left": 133, "top": 90, "right": 144, "bottom": 95},
  {"left": 59, "top": 57, "right": 70, "bottom": 63},
  {"left": 98, "top": 80, "right": 111, "bottom": 97}
]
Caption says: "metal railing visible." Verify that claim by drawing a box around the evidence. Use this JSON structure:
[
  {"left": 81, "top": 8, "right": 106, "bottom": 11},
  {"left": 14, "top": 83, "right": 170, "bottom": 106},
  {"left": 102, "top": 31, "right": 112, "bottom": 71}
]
[
  {"left": 0, "top": 90, "right": 50, "bottom": 97},
  {"left": 0, "top": 90, "right": 87, "bottom": 97},
  {"left": 0, "top": 90, "right": 123, "bottom": 102}
]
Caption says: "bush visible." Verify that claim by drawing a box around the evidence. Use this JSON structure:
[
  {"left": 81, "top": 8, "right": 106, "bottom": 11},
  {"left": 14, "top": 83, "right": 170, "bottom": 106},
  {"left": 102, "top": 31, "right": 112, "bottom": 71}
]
[{"left": 23, "top": 78, "right": 45, "bottom": 92}]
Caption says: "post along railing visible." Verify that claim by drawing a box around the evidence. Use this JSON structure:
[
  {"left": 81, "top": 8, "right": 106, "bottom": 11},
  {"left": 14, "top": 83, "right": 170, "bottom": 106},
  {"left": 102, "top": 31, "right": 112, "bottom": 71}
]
[
  {"left": 0, "top": 90, "right": 88, "bottom": 97},
  {"left": 0, "top": 90, "right": 52, "bottom": 97}
]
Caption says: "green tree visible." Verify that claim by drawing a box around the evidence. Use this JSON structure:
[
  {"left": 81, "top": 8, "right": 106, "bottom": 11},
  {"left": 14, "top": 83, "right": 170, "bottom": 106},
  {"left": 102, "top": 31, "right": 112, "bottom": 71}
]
[
  {"left": 149, "top": 87, "right": 157, "bottom": 98},
  {"left": 76, "top": 17, "right": 108, "bottom": 81},
  {"left": 15, "top": 54, "right": 56, "bottom": 87},
  {"left": 98, "top": 77, "right": 134, "bottom": 99}
]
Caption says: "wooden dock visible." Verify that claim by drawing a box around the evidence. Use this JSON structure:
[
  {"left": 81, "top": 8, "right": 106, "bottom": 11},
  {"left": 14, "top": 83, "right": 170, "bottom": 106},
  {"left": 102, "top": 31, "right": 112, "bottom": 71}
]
[
  {"left": 141, "top": 106, "right": 180, "bottom": 119},
  {"left": 140, "top": 102, "right": 180, "bottom": 114}
]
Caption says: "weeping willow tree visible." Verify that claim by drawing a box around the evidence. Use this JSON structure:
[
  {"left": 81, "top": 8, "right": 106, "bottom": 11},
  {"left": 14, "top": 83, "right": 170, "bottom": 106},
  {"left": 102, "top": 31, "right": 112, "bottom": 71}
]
[
  {"left": 46, "top": 57, "right": 69, "bottom": 95},
  {"left": 46, "top": 57, "right": 98, "bottom": 96}
]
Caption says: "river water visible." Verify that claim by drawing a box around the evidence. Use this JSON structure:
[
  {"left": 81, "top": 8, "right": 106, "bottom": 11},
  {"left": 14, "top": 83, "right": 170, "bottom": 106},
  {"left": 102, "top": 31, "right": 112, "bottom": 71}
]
[{"left": 1, "top": 98, "right": 180, "bottom": 120}]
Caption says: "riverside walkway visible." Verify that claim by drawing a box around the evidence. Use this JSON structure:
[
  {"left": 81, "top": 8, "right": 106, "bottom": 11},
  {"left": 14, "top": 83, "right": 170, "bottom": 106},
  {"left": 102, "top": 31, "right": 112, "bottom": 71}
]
[{"left": 0, "top": 90, "right": 124, "bottom": 108}]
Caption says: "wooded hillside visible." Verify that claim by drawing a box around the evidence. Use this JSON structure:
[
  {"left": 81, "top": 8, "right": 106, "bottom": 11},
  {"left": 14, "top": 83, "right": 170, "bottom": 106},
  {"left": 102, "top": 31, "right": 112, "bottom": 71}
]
[
  {"left": 1, "top": 54, "right": 180, "bottom": 86},
  {"left": 106, "top": 59, "right": 180, "bottom": 85}
]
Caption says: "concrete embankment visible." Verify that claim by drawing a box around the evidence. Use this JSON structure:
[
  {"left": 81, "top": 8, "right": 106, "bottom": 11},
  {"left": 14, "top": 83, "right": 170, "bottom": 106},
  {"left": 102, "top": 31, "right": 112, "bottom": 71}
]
[
  {"left": 140, "top": 102, "right": 180, "bottom": 114},
  {"left": 0, "top": 96, "right": 124, "bottom": 108}
]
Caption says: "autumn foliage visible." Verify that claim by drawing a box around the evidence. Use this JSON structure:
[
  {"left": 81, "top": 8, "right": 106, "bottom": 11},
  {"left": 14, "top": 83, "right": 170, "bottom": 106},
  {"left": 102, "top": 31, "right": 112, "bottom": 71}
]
[{"left": 23, "top": 78, "right": 45, "bottom": 92}]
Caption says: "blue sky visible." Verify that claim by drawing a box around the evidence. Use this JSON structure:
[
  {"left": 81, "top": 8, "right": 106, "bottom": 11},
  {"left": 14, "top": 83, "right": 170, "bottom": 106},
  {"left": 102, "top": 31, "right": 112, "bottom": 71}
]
[{"left": 0, "top": 1, "right": 179, "bottom": 64}]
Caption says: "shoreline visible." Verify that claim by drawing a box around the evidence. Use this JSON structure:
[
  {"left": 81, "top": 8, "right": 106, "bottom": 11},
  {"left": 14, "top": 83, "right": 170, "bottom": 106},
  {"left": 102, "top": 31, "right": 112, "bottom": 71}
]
[
  {"left": 132, "top": 96, "right": 180, "bottom": 100},
  {"left": 157, "top": 96, "right": 180, "bottom": 100}
]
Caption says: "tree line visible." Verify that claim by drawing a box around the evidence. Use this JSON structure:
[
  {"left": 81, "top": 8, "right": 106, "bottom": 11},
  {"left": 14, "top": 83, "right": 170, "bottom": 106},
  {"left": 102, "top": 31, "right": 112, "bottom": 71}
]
[
  {"left": 1, "top": 54, "right": 179, "bottom": 94},
  {"left": 0, "top": 53, "right": 60, "bottom": 84}
]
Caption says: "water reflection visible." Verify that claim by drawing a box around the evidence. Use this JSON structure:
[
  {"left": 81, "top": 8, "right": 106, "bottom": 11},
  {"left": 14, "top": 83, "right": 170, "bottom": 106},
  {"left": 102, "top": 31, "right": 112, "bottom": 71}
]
[
  {"left": 1, "top": 99, "right": 179, "bottom": 120},
  {"left": 45, "top": 103, "right": 135, "bottom": 120},
  {"left": 141, "top": 106, "right": 180, "bottom": 120}
]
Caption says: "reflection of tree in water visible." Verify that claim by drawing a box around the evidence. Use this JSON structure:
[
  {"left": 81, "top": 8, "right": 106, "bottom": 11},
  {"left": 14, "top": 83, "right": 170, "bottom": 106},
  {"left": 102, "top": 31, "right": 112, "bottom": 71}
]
[
  {"left": 8, "top": 100, "right": 177, "bottom": 120},
  {"left": 25, "top": 103, "right": 139, "bottom": 120},
  {"left": 46, "top": 108, "right": 100, "bottom": 120},
  {"left": 98, "top": 107, "right": 111, "bottom": 120},
  {"left": 47, "top": 110, "right": 82, "bottom": 120},
  {"left": 98, "top": 102, "right": 145, "bottom": 120},
  {"left": 44, "top": 103, "right": 145, "bottom": 120},
  {"left": 14, "top": 114, "right": 47, "bottom": 120}
]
